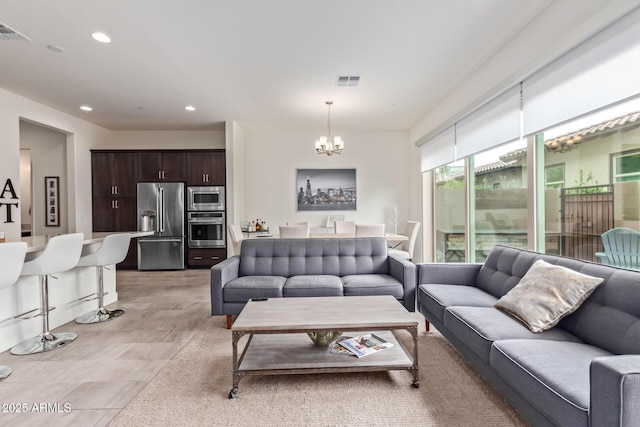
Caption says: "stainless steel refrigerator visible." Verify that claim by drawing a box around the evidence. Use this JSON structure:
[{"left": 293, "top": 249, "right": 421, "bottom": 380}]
[{"left": 137, "top": 182, "right": 185, "bottom": 270}]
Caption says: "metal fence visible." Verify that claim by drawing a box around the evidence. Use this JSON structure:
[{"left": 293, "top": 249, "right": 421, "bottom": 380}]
[{"left": 560, "top": 185, "right": 613, "bottom": 262}]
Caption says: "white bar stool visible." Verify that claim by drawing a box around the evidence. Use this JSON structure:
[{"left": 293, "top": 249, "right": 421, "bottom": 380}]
[
  {"left": 75, "top": 233, "right": 131, "bottom": 324},
  {"left": 0, "top": 241, "right": 28, "bottom": 380},
  {"left": 11, "top": 233, "right": 84, "bottom": 355}
]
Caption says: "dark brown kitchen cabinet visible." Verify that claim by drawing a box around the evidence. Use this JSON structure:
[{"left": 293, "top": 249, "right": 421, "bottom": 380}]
[
  {"left": 187, "top": 248, "right": 226, "bottom": 267},
  {"left": 91, "top": 151, "right": 137, "bottom": 197},
  {"left": 91, "top": 149, "right": 225, "bottom": 269},
  {"left": 137, "top": 151, "right": 186, "bottom": 182},
  {"left": 186, "top": 151, "right": 226, "bottom": 185},
  {"left": 91, "top": 197, "right": 138, "bottom": 268}
]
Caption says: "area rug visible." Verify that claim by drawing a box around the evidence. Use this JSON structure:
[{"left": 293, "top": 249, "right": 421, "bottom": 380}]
[{"left": 109, "top": 316, "right": 528, "bottom": 426}]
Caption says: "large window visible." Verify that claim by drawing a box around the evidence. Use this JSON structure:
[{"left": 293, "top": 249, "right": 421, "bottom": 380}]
[
  {"left": 429, "top": 98, "right": 640, "bottom": 265},
  {"left": 434, "top": 161, "right": 465, "bottom": 262},
  {"left": 433, "top": 140, "right": 530, "bottom": 263},
  {"left": 423, "top": 7, "right": 640, "bottom": 266},
  {"left": 470, "top": 140, "right": 528, "bottom": 262},
  {"left": 537, "top": 98, "right": 640, "bottom": 262}
]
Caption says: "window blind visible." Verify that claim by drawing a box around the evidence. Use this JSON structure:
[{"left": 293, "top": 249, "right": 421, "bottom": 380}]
[
  {"left": 420, "top": 125, "right": 456, "bottom": 172},
  {"left": 456, "top": 85, "right": 521, "bottom": 159},
  {"left": 523, "top": 7, "right": 640, "bottom": 136}
]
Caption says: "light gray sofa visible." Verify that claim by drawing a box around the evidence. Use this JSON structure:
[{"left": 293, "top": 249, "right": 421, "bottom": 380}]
[
  {"left": 417, "top": 245, "right": 640, "bottom": 427},
  {"left": 211, "top": 237, "right": 417, "bottom": 328}
]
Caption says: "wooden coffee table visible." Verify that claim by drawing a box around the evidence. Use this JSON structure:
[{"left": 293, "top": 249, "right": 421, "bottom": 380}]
[{"left": 229, "top": 295, "right": 419, "bottom": 398}]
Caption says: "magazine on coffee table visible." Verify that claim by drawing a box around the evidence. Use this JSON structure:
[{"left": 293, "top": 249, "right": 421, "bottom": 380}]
[
  {"left": 338, "top": 333, "right": 394, "bottom": 358},
  {"left": 329, "top": 336, "right": 356, "bottom": 356}
]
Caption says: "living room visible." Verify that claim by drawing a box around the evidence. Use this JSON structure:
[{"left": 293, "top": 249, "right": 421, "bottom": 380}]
[{"left": 1, "top": 1, "right": 640, "bottom": 426}]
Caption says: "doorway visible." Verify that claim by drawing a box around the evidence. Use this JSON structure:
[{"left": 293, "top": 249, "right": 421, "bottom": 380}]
[{"left": 19, "top": 120, "right": 68, "bottom": 236}]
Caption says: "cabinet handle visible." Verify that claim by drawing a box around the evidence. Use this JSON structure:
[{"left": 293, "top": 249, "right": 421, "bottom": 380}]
[
  {"left": 162, "top": 170, "right": 166, "bottom": 179},
  {"left": 115, "top": 200, "right": 119, "bottom": 209},
  {"left": 202, "top": 174, "right": 206, "bottom": 183},
  {"left": 114, "top": 185, "right": 118, "bottom": 195},
  {"left": 158, "top": 171, "right": 162, "bottom": 180},
  {"left": 206, "top": 173, "right": 210, "bottom": 183},
  {"left": 210, "top": 256, "right": 220, "bottom": 260},
  {"left": 194, "top": 256, "right": 203, "bottom": 260}
]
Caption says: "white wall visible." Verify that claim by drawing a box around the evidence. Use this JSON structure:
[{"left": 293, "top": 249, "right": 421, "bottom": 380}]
[
  {"left": 104, "top": 130, "right": 225, "bottom": 149},
  {"left": 241, "top": 128, "right": 411, "bottom": 236},
  {"left": 0, "top": 88, "right": 112, "bottom": 240},
  {"left": 226, "top": 121, "right": 245, "bottom": 225}
]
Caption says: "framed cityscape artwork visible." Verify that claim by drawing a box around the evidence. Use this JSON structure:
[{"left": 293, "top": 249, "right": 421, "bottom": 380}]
[
  {"left": 45, "top": 176, "right": 60, "bottom": 227},
  {"left": 296, "top": 168, "right": 356, "bottom": 211}
]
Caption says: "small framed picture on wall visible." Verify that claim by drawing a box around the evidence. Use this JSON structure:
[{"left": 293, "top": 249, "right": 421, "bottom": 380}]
[{"left": 45, "top": 176, "right": 60, "bottom": 227}]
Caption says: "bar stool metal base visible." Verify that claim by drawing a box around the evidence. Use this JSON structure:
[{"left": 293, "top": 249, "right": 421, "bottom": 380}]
[
  {"left": 10, "top": 332, "right": 77, "bottom": 355},
  {"left": 75, "top": 308, "right": 124, "bottom": 324},
  {"left": 0, "top": 366, "right": 12, "bottom": 381}
]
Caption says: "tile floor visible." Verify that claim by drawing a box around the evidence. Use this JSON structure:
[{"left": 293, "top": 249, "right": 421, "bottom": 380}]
[{"left": 0, "top": 268, "right": 213, "bottom": 426}]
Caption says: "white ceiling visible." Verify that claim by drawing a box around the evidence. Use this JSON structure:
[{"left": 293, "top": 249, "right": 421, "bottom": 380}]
[{"left": 0, "top": 0, "right": 553, "bottom": 132}]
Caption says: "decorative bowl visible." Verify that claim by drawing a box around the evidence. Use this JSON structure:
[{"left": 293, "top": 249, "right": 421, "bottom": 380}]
[{"left": 307, "top": 331, "right": 342, "bottom": 347}]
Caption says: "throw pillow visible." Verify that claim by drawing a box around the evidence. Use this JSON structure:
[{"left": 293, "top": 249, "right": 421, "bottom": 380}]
[{"left": 494, "top": 259, "right": 604, "bottom": 333}]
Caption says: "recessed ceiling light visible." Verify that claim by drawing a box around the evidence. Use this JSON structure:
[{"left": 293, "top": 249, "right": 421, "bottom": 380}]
[
  {"left": 47, "top": 44, "right": 65, "bottom": 53},
  {"left": 91, "top": 32, "right": 111, "bottom": 43},
  {"left": 80, "top": 105, "right": 93, "bottom": 112},
  {"left": 185, "top": 105, "right": 196, "bottom": 111}
]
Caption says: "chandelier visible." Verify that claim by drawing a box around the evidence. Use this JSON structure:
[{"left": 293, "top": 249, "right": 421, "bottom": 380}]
[{"left": 315, "top": 101, "right": 343, "bottom": 156}]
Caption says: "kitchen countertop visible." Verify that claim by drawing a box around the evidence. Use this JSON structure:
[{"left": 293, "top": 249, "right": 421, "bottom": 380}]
[{"left": 17, "top": 231, "right": 153, "bottom": 253}]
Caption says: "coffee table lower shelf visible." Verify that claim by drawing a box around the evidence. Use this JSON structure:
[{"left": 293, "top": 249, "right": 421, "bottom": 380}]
[{"left": 229, "top": 330, "right": 419, "bottom": 398}]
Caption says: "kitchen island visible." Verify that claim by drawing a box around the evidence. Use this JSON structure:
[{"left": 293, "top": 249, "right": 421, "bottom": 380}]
[{"left": 0, "top": 231, "right": 151, "bottom": 353}]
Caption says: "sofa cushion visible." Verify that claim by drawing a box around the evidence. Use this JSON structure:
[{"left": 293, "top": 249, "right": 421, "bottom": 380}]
[
  {"left": 495, "top": 259, "right": 603, "bottom": 332},
  {"left": 223, "top": 276, "right": 286, "bottom": 302},
  {"left": 283, "top": 275, "right": 344, "bottom": 297},
  {"left": 491, "top": 339, "right": 612, "bottom": 427},
  {"left": 342, "top": 274, "right": 404, "bottom": 298},
  {"left": 418, "top": 284, "right": 498, "bottom": 323},
  {"left": 444, "top": 306, "right": 582, "bottom": 363}
]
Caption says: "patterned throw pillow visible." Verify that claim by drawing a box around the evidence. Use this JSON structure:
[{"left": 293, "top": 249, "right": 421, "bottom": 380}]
[{"left": 495, "top": 259, "right": 604, "bottom": 333}]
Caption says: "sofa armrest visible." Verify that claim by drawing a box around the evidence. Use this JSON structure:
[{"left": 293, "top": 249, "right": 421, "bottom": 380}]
[
  {"left": 418, "top": 262, "right": 482, "bottom": 286},
  {"left": 210, "top": 256, "right": 240, "bottom": 316},
  {"left": 590, "top": 355, "right": 640, "bottom": 427},
  {"left": 388, "top": 254, "right": 417, "bottom": 312}
]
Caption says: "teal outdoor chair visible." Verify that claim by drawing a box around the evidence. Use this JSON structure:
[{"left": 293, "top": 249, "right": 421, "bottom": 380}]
[{"left": 595, "top": 227, "right": 640, "bottom": 271}]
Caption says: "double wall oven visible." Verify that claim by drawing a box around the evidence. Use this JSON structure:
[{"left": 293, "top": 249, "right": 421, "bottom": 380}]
[{"left": 187, "top": 186, "right": 226, "bottom": 248}]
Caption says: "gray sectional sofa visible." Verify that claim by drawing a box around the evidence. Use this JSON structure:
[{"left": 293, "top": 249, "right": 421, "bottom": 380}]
[
  {"left": 211, "top": 237, "right": 416, "bottom": 328},
  {"left": 417, "top": 245, "right": 640, "bottom": 427}
]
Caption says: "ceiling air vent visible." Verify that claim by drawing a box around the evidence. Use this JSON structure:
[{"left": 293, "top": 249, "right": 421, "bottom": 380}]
[
  {"left": 336, "top": 75, "right": 360, "bottom": 87},
  {"left": 0, "top": 22, "right": 30, "bottom": 41}
]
